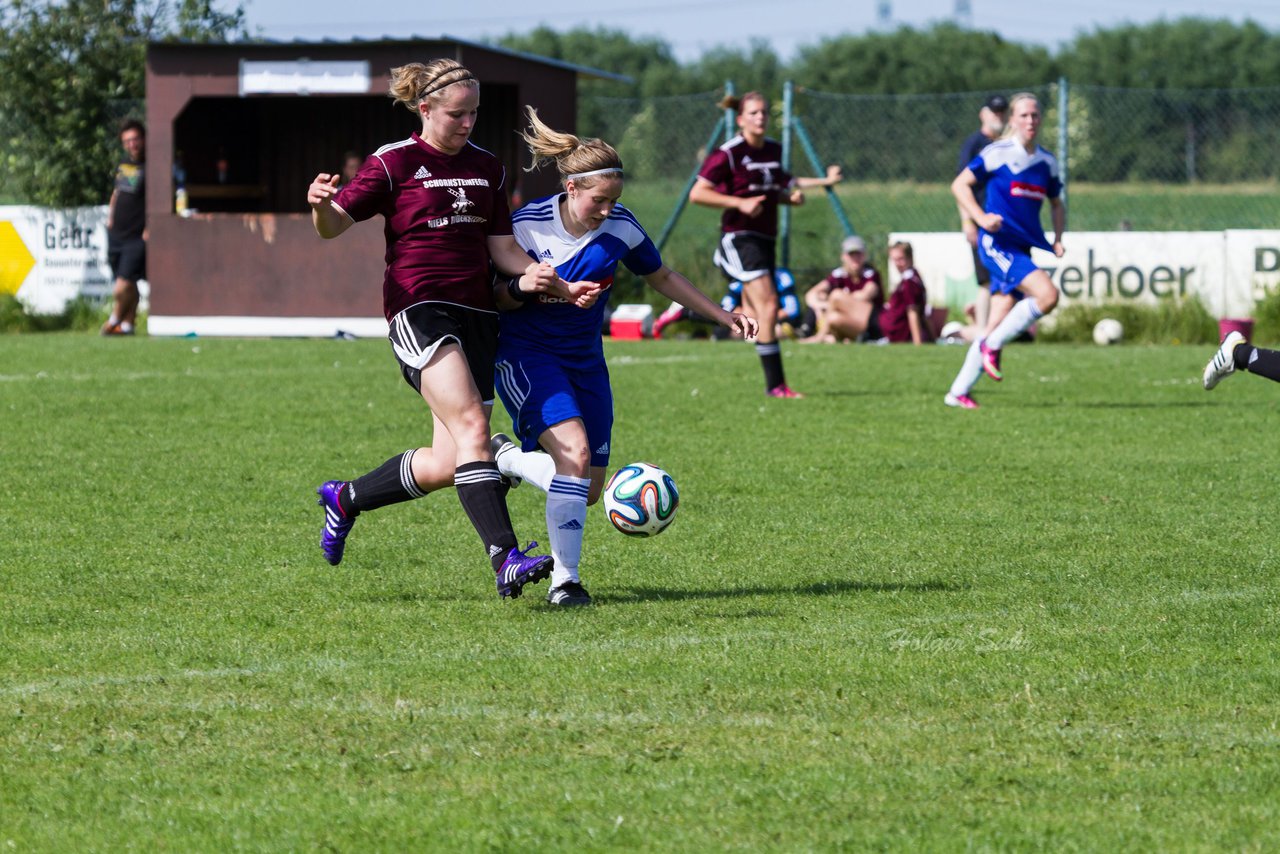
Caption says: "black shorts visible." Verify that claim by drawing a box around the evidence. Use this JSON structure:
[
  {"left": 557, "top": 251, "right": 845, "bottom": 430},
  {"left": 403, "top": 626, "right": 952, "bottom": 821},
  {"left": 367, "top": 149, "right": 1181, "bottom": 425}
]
[
  {"left": 865, "top": 306, "right": 883, "bottom": 340},
  {"left": 714, "top": 232, "right": 776, "bottom": 282},
  {"left": 971, "top": 244, "right": 990, "bottom": 286},
  {"left": 388, "top": 301, "right": 499, "bottom": 402},
  {"left": 108, "top": 236, "right": 146, "bottom": 282}
]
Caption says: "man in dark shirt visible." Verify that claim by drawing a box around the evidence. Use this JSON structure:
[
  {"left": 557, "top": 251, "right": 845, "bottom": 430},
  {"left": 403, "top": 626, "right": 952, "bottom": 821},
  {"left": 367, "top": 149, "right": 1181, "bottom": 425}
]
[
  {"left": 956, "top": 95, "right": 1007, "bottom": 329},
  {"left": 103, "top": 120, "right": 146, "bottom": 335}
]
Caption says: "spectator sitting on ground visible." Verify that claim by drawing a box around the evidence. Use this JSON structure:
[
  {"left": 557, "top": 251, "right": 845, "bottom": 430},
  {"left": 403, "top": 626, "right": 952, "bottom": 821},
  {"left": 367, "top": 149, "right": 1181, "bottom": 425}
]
[
  {"left": 801, "top": 234, "right": 884, "bottom": 343},
  {"left": 876, "top": 241, "right": 932, "bottom": 345}
]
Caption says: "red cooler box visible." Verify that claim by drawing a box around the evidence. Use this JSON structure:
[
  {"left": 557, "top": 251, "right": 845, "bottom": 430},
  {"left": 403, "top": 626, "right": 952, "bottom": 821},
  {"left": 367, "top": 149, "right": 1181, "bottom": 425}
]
[{"left": 610, "top": 304, "right": 653, "bottom": 340}]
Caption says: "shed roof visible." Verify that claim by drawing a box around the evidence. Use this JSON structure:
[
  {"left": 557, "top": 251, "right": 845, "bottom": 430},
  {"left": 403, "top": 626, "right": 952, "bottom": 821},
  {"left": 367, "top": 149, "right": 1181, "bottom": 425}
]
[{"left": 149, "top": 34, "right": 634, "bottom": 84}]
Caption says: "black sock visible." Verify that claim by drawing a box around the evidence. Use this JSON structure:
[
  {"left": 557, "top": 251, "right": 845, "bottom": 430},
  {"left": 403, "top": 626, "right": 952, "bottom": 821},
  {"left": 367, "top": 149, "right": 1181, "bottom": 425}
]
[
  {"left": 347, "top": 450, "right": 425, "bottom": 513},
  {"left": 455, "top": 461, "right": 518, "bottom": 571},
  {"left": 756, "top": 342, "right": 785, "bottom": 390},
  {"left": 1242, "top": 345, "right": 1280, "bottom": 383}
]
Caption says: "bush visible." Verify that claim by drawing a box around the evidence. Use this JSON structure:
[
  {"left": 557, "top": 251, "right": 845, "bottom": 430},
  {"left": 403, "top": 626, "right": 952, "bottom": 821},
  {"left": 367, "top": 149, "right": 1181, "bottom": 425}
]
[
  {"left": 1039, "top": 298, "right": 1218, "bottom": 345},
  {"left": 1248, "top": 288, "right": 1280, "bottom": 344},
  {"left": 0, "top": 295, "right": 113, "bottom": 333}
]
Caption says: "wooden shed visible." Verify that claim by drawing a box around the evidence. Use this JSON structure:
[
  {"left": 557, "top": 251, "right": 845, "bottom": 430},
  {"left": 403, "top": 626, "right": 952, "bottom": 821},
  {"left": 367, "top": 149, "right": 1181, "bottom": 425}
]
[{"left": 144, "top": 37, "right": 624, "bottom": 336}]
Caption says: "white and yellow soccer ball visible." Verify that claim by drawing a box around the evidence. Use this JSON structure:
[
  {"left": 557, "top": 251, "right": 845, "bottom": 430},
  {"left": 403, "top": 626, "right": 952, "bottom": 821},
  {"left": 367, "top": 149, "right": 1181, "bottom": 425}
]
[
  {"left": 603, "top": 462, "right": 679, "bottom": 537},
  {"left": 1093, "top": 317, "right": 1124, "bottom": 345}
]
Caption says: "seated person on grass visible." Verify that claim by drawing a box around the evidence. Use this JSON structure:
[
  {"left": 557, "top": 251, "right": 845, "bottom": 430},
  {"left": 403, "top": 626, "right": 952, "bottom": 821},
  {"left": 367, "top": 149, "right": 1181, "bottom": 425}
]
[{"left": 801, "top": 234, "right": 883, "bottom": 343}]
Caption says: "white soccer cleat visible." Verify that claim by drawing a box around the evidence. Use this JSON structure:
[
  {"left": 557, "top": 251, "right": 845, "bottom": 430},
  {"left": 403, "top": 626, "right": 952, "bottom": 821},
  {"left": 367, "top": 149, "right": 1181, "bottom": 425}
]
[{"left": 1203, "top": 331, "right": 1245, "bottom": 390}]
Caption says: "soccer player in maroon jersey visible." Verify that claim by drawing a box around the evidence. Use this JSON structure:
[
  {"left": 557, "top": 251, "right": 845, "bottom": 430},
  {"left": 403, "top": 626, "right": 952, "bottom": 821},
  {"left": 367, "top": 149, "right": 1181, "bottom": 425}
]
[
  {"left": 306, "top": 59, "right": 595, "bottom": 599},
  {"left": 878, "top": 241, "right": 931, "bottom": 345},
  {"left": 689, "top": 91, "right": 842, "bottom": 397}
]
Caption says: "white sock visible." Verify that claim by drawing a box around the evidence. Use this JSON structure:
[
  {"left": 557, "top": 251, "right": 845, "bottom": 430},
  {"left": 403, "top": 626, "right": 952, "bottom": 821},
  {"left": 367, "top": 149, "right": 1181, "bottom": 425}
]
[
  {"left": 546, "top": 475, "right": 590, "bottom": 587},
  {"left": 495, "top": 445, "right": 556, "bottom": 492},
  {"left": 949, "top": 338, "right": 985, "bottom": 397},
  {"left": 119, "top": 321, "right": 134, "bottom": 333},
  {"left": 985, "top": 299, "right": 1044, "bottom": 350}
]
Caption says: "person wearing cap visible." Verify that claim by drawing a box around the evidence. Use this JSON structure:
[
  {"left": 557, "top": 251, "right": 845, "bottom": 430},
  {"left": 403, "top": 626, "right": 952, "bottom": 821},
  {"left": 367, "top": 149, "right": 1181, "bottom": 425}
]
[
  {"left": 800, "top": 234, "right": 883, "bottom": 343},
  {"left": 957, "top": 94, "right": 1008, "bottom": 330}
]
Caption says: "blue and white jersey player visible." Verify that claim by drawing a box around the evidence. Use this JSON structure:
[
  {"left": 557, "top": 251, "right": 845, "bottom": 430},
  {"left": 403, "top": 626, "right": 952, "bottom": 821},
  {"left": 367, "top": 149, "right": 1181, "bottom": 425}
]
[
  {"left": 945, "top": 92, "right": 1066, "bottom": 410},
  {"left": 491, "top": 106, "right": 757, "bottom": 607}
]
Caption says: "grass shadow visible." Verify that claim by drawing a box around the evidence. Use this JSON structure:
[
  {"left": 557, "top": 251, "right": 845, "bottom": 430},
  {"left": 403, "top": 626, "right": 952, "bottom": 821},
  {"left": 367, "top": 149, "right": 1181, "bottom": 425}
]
[{"left": 599, "top": 578, "right": 963, "bottom": 604}]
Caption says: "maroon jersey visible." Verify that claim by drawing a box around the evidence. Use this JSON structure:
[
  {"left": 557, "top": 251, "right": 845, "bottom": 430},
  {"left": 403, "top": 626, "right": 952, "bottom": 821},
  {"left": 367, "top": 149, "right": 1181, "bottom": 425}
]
[
  {"left": 333, "top": 133, "right": 512, "bottom": 320},
  {"left": 697, "top": 136, "right": 793, "bottom": 239},
  {"left": 826, "top": 264, "right": 884, "bottom": 311},
  {"left": 880, "top": 267, "right": 930, "bottom": 343}
]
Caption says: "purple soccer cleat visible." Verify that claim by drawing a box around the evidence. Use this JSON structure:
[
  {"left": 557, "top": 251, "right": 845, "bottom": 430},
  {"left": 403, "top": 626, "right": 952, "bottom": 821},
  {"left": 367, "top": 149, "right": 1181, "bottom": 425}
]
[
  {"left": 495, "top": 541, "right": 554, "bottom": 599},
  {"left": 316, "top": 480, "right": 358, "bottom": 566}
]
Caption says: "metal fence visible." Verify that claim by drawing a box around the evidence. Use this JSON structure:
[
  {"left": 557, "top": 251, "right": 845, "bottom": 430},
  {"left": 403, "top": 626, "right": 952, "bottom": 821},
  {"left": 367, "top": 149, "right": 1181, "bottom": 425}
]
[{"left": 579, "top": 81, "right": 1280, "bottom": 298}]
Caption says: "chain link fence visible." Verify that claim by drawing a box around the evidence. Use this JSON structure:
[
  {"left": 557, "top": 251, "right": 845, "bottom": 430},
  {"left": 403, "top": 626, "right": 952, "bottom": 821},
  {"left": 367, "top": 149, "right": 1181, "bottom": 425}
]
[{"left": 582, "top": 82, "right": 1280, "bottom": 303}]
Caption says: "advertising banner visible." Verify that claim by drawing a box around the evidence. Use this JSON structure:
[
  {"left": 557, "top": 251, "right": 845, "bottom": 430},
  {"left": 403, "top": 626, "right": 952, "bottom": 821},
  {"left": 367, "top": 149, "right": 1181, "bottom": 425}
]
[
  {"left": 0, "top": 205, "right": 134, "bottom": 314},
  {"left": 889, "top": 230, "right": 1269, "bottom": 320}
]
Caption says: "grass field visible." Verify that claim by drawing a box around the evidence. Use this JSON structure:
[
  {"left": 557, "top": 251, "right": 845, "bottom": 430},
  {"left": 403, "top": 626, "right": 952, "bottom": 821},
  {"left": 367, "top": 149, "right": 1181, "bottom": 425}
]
[{"left": 3, "top": 334, "right": 1279, "bottom": 850}]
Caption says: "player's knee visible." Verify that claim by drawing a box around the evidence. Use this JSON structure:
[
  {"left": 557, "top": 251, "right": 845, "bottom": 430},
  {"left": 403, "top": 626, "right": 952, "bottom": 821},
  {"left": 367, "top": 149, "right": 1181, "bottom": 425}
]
[
  {"left": 556, "top": 442, "right": 590, "bottom": 478},
  {"left": 1039, "top": 287, "right": 1059, "bottom": 313},
  {"left": 453, "top": 409, "right": 492, "bottom": 452}
]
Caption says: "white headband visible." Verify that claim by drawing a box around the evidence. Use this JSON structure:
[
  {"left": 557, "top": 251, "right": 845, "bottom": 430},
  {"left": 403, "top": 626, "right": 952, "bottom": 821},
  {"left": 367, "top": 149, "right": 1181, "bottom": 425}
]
[{"left": 566, "top": 167, "right": 623, "bottom": 181}]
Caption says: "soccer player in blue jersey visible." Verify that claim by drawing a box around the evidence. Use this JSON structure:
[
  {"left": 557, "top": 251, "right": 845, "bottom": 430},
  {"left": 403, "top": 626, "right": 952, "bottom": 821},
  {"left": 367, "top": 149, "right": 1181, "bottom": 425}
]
[
  {"left": 491, "top": 107, "right": 759, "bottom": 606},
  {"left": 945, "top": 92, "right": 1066, "bottom": 409}
]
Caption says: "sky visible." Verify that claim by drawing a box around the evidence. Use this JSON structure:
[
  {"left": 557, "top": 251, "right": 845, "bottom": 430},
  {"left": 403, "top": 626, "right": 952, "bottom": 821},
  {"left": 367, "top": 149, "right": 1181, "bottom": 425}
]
[{"left": 239, "top": 0, "right": 1280, "bottom": 63}]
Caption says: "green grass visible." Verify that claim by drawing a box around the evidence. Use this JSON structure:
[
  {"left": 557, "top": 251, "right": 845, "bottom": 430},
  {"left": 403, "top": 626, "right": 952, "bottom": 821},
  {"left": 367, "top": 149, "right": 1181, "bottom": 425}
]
[{"left": 3, "top": 335, "right": 1279, "bottom": 850}]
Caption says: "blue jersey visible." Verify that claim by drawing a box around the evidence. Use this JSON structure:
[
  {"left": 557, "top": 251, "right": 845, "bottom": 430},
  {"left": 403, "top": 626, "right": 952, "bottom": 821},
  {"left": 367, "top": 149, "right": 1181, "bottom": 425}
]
[
  {"left": 501, "top": 194, "right": 663, "bottom": 359},
  {"left": 967, "top": 138, "right": 1061, "bottom": 253}
]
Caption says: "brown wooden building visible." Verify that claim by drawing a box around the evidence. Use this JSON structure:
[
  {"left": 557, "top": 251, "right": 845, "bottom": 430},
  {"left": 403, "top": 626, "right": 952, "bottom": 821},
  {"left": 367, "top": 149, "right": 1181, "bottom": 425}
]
[{"left": 144, "top": 37, "right": 624, "bottom": 336}]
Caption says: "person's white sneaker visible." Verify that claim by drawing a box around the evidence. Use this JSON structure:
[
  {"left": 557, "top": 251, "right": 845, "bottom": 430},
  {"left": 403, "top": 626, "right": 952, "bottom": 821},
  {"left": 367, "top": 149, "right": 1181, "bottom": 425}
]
[{"left": 1203, "top": 331, "right": 1245, "bottom": 390}]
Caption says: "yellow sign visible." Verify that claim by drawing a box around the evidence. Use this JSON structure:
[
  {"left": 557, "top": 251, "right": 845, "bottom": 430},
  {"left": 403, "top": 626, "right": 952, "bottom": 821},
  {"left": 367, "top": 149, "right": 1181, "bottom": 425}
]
[{"left": 0, "top": 221, "right": 36, "bottom": 296}]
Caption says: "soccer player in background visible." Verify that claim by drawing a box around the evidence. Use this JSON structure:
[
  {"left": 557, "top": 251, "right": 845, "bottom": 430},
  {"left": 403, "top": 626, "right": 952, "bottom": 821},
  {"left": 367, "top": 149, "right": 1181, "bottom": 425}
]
[
  {"left": 306, "top": 59, "right": 591, "bottom": 599},
  {"left": 945, "top": 92, "right": 1066, "bottom": 409},
  {"left": 687, "top": 91, "right": 842, "bottom": 398},
  {"left": 1203, "top": 331, "right": 1280, "bottom": 389},
  {"left": 102, "top": 120, "right": 147, "bottom": 336},
  {"left": 956, "top": 95, "right": 1008, "bottom": 331},
  {"left": 491, "top": 107, "right": 758, "bottom": 606}
]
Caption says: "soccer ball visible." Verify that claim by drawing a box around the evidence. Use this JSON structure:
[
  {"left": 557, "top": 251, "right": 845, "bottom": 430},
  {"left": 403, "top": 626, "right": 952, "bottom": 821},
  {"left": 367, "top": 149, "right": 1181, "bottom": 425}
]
[
  {"left": 1093, "top": 318, "right": 1123, "bottom": 345},
  {"left": 603, "top": 462, "right": 679, "bottom": 537}
]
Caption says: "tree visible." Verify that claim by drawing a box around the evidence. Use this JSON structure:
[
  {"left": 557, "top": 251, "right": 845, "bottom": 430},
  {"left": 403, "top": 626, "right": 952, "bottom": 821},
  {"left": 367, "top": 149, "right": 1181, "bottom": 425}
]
[
  {"left": 790, "top": 24, "right": 1056, "bottom": 95},
  {"left": 0, "top": 0, "right": 245, "bottom": 207},
  {"left": 1060, "top": 19, "right": 1280, "bottom": 89}
]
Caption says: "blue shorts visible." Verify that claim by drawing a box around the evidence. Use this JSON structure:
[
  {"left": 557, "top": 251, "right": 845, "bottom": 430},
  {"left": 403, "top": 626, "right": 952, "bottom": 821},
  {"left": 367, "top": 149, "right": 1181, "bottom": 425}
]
[
  {"left": 494, "top": 350, "right": 614, "bottom": 467},
  {"left": 978, "top": 234, "right": 1039, "bottom": 295}
]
